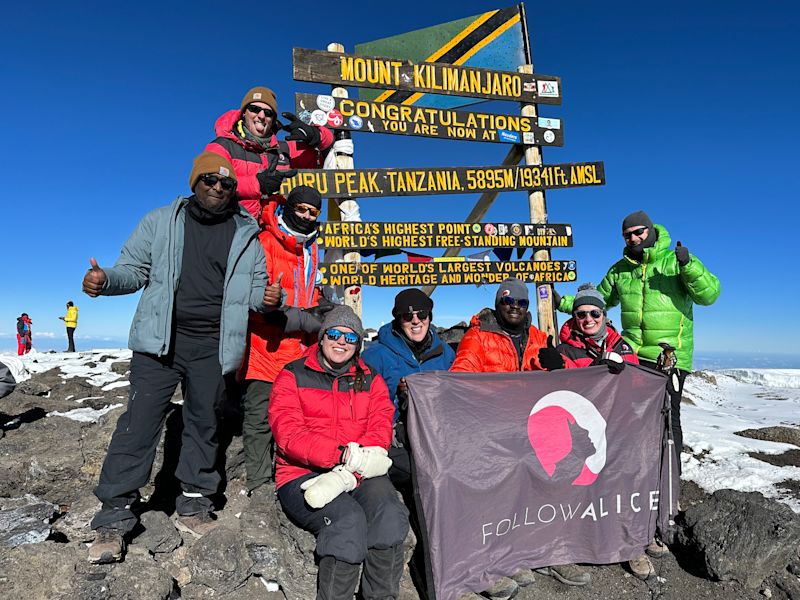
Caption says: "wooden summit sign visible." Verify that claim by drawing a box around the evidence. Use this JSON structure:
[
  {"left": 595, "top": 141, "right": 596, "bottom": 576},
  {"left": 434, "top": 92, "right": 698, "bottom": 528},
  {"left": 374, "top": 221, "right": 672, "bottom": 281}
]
[
  {"left": 295, "top": 93, "right": 564, "bottom": 146},
  {"left": 280, "top": 162, "right": 603, "bottom": 198},
  {"left": 293, "top": 48, "right": 562, "bottom": 105},
  {"left": 319, "top": 260, "right": 577, "bottom": 287},
  {"left": 318, "top": 222, "right": 573, "bottom": 250}
]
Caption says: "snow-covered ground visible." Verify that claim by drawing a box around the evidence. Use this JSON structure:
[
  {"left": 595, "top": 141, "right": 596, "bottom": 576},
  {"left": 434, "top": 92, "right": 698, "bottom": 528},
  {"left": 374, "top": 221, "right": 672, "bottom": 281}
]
[{"left": 682, "top": 369, "right": 800, "bottom": 512}]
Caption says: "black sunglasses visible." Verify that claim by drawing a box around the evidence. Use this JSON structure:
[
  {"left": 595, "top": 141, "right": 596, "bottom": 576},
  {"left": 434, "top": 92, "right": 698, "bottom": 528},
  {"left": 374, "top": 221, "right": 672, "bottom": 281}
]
[
  {"left": 245, "top": 104, "right": 276, "bottom": 118},
  {"left": 499, "top": 296, "right": 530, "bottom": 309},
  {"left": 324, "top": 328, "right": 360, "bottom": 345},
  {"left": 575, "top": 309, "right": 603, "bottom": 319},
  {"left": 623, "top": 226, "right": 648, "bottom": 240},
  {"left": 199, "top": 174, "right": 237, "bottom": 191},
  {"left": 399, "top": 310, "right": 430, "bottom": 323}
]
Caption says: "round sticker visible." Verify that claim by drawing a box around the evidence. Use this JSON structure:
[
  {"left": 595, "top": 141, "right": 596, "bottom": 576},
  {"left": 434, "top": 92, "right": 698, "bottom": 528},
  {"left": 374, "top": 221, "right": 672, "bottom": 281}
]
[
  {"left": 327, "top": 109, "right": 344, "bottom": 128},
  {"left": 472, "top": 224, "right": 481, "bottom": 233},
  {"left": 543, "top": 130, "right": 556, "bottom": 143},
  {"left": 311, "top": 110, "right": 327, "bottom": 126},
  {"left": 348, "top": 115, "right": 363, "bottom": 129},
  {"left": 511, "top": 224, "right": 522, "bottom": 236},
  {"left": 316, "top": 95, "right": 335, "bottom": 112},
  {"left": 298, "top": 110, "right": 313, "bottom": 125},
  {"left": 484, "top": 224, "right": 497, "bottom": 236}
]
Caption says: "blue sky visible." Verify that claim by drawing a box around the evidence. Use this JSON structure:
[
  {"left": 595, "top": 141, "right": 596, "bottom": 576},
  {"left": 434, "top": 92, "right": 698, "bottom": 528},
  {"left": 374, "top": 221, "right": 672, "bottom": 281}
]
[{"left": 1, "top": 0, "right": 797, "bottom": 357}]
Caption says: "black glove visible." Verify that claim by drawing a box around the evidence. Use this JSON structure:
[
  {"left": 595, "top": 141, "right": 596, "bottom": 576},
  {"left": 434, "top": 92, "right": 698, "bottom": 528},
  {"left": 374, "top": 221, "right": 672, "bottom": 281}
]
[
  {"left": 537, "top": 335, "right": 565, "bottom": 370},
  {"left": 256, "top": 168, "right": 297, "bottom": 196},
  {"left": 282, "top": 112, "right": 322, "bottom": 147},
  {"left": 304, "top": 297, "right": 337, "bottom": 321},
  {"left": 675, "top": 241, "right": 690, "bottom": 267},
  {"left": 597, "top": 351, "right": 626, "bottom": 374}
]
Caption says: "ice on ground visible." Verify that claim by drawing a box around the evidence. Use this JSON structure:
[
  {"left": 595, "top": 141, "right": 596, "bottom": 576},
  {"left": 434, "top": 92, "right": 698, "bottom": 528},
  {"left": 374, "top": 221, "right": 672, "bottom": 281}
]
[
  {"left": 1, "top": 349, "right": 131, "bottom": 387},
  {"left": 47, "top": 404, "right": 123, "bottom": 423},
  {"left": 682, "top": 368, "right": 800, "bottom": 512},
  {"left": 101, "top": 381, "right": 129, "bottom": 391}
]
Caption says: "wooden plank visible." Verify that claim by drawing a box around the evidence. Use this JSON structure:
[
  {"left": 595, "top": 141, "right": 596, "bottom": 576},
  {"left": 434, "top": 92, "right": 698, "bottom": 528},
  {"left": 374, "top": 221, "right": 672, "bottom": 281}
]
[
  {"left": 319, "top": 260, "right": 577, "bottom": 287},
  {"left": 318, "top": 222, "right": 573, "bottom": 250},
  {"left": 293, "top": 48, "right": 562, "bottom": 105},
  {"left": 279, "top": 162, "right": 604, "bottom": 198},
  {"left": 294, "top": 93, "right": 564, "bottom": 146}
]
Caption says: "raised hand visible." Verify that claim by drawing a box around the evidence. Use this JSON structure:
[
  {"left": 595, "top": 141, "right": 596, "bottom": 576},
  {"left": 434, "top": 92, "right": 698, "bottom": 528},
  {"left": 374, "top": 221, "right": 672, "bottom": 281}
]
[
  {"left": 675, "top": 241, "right": 690, "bottom": 267},
  {"left": 82, "top": 257, "right": 107, "bottom": 297},
  {"left": 281, "top": 112, "right": 322, "bottom": 147},
  {"left": 263, "top": 272, "right": 284, "bottom": 307},
  {"left": 256, "top": 168, "right": 298, "bottom": 196},
  {"left": 537, "top": 335, "right": 565, "bottom": 371}
]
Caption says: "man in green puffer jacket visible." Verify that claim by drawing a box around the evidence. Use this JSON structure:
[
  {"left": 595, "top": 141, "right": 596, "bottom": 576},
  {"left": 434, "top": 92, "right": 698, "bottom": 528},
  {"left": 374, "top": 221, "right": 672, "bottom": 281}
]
[{"left": 556, "top": 210, "right": 720, "bottom": 474}]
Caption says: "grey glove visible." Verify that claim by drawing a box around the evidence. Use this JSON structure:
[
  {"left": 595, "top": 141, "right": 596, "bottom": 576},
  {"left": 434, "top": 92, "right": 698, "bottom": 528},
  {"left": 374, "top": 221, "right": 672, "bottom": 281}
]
[
  {"left": 300, "top": 466, "right": 357, "bottom": 508},
  {"left": 675, "top": 241, "right": 690, "bottom": 267},
  {"left": 341, "top": 442, "right": 393, "bottom": 478}
]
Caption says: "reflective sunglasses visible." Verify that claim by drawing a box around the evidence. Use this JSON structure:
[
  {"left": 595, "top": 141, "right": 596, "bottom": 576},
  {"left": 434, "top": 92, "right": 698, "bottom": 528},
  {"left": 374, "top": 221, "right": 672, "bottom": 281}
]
[
  {"left": 399, "top": 310, "right": 430, "bottom": 323},
  {"left": 294, "top": 203, "right": 320, "bottom": 217},
  {"left": 199, "top": 174, "right": 237, "bottom": 191},
  {"left": 324, "top": 328, "right": 360, "bottom": 345},
  {"left": 245, "top": 104, "right": 276, "bottom": 118},
  {"left": 623, "top": 226, "right": 648, "bottom": 240},
  {"left": 499, "top": 296, "right": 530, "bottom": 309},
  {"left": 575, "top": 309, "right": 603, "bottom": 320}
]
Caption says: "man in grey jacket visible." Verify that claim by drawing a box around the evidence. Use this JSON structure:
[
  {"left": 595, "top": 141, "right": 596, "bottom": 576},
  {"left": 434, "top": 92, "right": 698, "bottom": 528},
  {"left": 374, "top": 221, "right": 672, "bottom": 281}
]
[{"left": 82, "top": 152, "right": 308, "bottom": 564}]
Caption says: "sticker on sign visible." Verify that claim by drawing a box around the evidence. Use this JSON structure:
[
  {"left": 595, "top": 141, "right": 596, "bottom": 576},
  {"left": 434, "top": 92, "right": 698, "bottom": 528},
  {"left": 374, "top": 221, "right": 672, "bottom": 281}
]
[{"left": 537, "top": 81, "right": 560, "bottom": 98}]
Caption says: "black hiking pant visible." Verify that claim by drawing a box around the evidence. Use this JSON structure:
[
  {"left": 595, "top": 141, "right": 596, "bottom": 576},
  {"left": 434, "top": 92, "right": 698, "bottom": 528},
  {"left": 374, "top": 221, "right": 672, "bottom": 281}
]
[
  {"left": 242, "top": 379, "right": 274, "bottom": 491},
  {"left": 66, "top": 327, "right": 76, "bottom": 352},
  {"left": 91, "top": 334, "right": 225, "bottom": 533},
  {"left": 641, "top": 359, "right": 689, "bottom": 475}
]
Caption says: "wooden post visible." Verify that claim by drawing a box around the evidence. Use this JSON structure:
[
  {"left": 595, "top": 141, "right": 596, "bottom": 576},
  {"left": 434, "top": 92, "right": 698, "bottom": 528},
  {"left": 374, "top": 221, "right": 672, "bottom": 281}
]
[
  {"left": 519, "top": 63, "right": 557, "bottom": 337},
  {"left": 327, "top": 42, "right": 362, "bottom": 318}
]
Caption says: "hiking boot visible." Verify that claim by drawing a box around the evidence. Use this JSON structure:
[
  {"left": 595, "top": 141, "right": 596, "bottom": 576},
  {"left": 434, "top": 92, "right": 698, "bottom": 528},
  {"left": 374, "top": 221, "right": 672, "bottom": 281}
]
[
  {"left": 88, "top": 528, "right": 125, "bottom": 564},
  {"left": 481, "top": 575, "right": 519, "bottom": 599},
  {"left": 646, "top": 538, "right": 670, "bottom": 559},
  {"left": 175, "top": 512, "right": 218, "bottom": 538},
  {"left": 628, "top": 553, "right": 655, "bottom": 580},
  {"left": 535, "top": 563, "right": 591, "bottom": 586},
  {"left": 510, "top": 568, "right": 536, "bottom": 587}
]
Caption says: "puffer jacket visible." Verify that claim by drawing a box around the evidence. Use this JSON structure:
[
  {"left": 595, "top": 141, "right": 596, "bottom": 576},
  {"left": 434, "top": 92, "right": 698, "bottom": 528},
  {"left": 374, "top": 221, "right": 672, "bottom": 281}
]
[
  {"left": 450, "top": 308, "right": 550, "bottom": 372},
  {"left": 557, "top": 224, "right": 720, "bottom": 371},
  {"left": 362, "top": 322, "right": 455, "bottom": 420},
  {"left": 101, "top": 196, "right": 267, "bottom": 374},
  {"left": 242, "top": 202, "right": 320, "bottom": 383},
  {"left": 64, "top": 306, "right": 78, "bottom": 328},
  {"left": 557, "top": 318, "right": 639, "bottom": 368},
  {"left": 205, "top": 110, "right": 333, "bottom": 217},
  {"left": 269, "top": 346, "right": 394, "bottom": 489}
]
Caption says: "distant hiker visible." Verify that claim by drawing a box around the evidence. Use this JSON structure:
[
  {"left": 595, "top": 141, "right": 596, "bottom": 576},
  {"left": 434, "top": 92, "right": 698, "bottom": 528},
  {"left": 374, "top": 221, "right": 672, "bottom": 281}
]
[
  {"left": 451, "top": 278, "right": 588, "bottom": 595},
  {"left": 269, "top": 306, "right": 408, "bottom": 600},
  {"left": 16, "top": 313, "right": 32, "bottom": 355},
  {"left": 240, "top": 185, "right": 331, "bottom": 496},
  {"left": 82, "top": 151, "right": 320, "bottom": 564},
  {"left": 205, "top": 86, "right": 333, "bottom": 218},
  {"left": 555, "top": 211, "right": 720, "bottom": 474},
  {"left": 58, "top": 301, "right": 79, "bottom": 352},
  {"left": 362, "top": 288, "right": 455, "bottom": 488}
]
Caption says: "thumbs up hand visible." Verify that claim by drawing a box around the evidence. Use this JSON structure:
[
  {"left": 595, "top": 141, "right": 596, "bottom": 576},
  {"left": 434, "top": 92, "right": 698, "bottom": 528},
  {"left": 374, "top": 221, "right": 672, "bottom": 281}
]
[
  {"left": 263, "top": 272, "right": 284, "bottom": 308},
  {"left": 675, "top": 241, "right": 690, "bottom": 267},
  {"left": 537, "top": 335, "right": 566, "bottom": 371},
  {"left": 82, "top": 257, "right": 107, "bottom": 297}
]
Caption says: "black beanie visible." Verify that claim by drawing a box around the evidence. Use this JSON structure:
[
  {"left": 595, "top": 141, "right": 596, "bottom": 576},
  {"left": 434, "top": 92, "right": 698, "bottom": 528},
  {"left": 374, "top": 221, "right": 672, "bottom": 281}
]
[
  {"left": 282, "top": 185, "right": 321, "bottom": 235},
  {"left": 621, "top": 210, "right": 654, "bottom": 233},
  {"left": 392, "top": 288, "right": 433, "bottom": 317}
]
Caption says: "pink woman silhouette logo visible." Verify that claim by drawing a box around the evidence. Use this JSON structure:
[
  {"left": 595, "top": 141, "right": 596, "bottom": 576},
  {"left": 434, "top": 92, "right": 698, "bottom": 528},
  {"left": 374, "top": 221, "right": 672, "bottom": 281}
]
[{"left": 528, "top": 390, "right": 607, "bottom": 486}]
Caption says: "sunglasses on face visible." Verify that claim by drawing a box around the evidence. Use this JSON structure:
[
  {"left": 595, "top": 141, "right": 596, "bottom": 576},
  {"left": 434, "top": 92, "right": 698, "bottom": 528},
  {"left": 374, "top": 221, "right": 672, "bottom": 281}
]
[
  {"left": 199, "top": 174, "right": 237, "bottom": 191},
  {"left": 399, "top": 310, "right": 430, "bottom": 323},
  {"left": 623, "top": 226, "right": 648, "bottom": 240},
  {"left": 575, "top": 309, "right": 603, "bottom": 320},
  {"left": 324, "top": 328, "right": 360, "bottom": 345},
  {"left": 245, "top": 104, "right": 276, "bottom": 118},
  {"left": 499, "top": 296, "right": 530, "bottom": 309},
  {"left": 294, "top": 203, "right": 320, "bottom": 217}
]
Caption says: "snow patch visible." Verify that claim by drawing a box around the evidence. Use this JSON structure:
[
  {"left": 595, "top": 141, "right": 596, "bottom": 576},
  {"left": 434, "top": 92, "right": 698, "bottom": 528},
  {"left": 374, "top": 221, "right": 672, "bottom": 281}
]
[{"left": 47, "top": 404, "right": 123, "bottom": 423}]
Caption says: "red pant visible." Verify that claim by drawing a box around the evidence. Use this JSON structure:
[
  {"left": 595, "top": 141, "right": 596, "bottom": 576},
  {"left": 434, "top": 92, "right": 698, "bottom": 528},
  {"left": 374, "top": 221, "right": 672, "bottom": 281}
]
[{"left": 17, "top": 334, "right": 31, "bottom": 355}]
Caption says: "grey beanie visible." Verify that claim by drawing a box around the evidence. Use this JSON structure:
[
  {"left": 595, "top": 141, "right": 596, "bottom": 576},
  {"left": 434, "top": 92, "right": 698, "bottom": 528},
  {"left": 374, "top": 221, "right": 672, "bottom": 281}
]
[
  {"left": 319, "top": 305, "right": 365, "bottom": 342},
  {"left": 495, "top": 277, "right": 529, "bottom": 304},
  {"left": 573, "top": 283, "right": 605, "bottom": 312},
  {"left": 621, "top": 210, "right": 654, "bottom": 233}
]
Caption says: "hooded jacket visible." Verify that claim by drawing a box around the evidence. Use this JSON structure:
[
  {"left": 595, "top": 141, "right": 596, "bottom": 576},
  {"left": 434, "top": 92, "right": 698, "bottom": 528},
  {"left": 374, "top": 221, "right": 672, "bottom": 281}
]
[
  {"left": 205, "top": 110, "right": 333, "bottom": 217},
  {"left": 557, "top": 224, "right": 720, "bottom": 371},
  {"left": 63, "top": 305, "right": 78, "bottom": 328},
  {"left": 450, "top": 308, "right": 550, "bottom": 373},
  {"left": 16, "top": 316, "right": 31, "bottom": 338},
  {"left": 362, "top": 322, "right": 455, "bottom": 419},
  {"left": 242, "top": 201, "right": 320, "bottom": 382},
  {"left": 269, "top": 345, "right": 394, "bottom": 489},
  {"left": 557, "top": 318, "right": 639, "bottom": 368}
]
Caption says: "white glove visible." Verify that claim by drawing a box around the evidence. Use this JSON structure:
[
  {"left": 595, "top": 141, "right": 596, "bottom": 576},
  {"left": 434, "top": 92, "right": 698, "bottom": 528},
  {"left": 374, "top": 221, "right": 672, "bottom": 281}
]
[
  {"left": 341, "top": 442, "right": 393, "bottom": 479},
  {"left": 300, "top": 466, "right": 357, "bottom": 508}
]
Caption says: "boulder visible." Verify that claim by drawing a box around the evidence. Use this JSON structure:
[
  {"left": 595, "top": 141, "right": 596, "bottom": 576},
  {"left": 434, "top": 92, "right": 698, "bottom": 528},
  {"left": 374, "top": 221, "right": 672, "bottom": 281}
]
[
  {"left": 134, "top": 510, "right": 182, "bottom": 555},
  {"left": 736, "top": 426, "right": 800, "bottom": 448},
  {"left": 185, "top": 526, "right": 254, "bottom": 594},
  {"left": 677, "top": 489, "right": 800, "bottom": 588},
  {"left": 16, "top": 380, "right": 51, "bottom": 396},
  {"left": 51, "top": 493, "right": 101, "bottom": 542},
  {"left": 0, "top": 494, "right": 58, "bottom": 548}
]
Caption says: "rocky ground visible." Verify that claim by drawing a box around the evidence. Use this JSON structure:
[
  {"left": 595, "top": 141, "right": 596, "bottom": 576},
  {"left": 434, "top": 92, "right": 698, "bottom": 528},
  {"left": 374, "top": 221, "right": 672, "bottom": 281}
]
[{"left": 1, "top": 353, "right": 799, "bottom": 600}]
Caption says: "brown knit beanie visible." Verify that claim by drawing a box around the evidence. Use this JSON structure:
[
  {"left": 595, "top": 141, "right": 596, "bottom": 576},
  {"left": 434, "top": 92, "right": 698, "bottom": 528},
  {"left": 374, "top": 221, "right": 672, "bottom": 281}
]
[
  {"left": 188, "top": 152, "right": 237, "bottom": 191},
  {"left": 240, "top": 87, "right": 278, "bottom": 113}
]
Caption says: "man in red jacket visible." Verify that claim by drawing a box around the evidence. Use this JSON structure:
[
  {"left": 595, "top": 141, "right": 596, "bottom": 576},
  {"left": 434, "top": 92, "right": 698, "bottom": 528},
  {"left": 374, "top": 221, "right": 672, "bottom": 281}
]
[{"left": 205, "top": 87, "right": 333, "bottom": 218}]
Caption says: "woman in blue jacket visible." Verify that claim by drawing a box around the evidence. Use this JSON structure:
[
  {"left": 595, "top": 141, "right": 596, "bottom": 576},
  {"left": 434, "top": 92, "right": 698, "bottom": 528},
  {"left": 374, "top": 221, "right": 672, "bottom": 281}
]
[{"left": 362, "top": 288, "right": 455, "bottom": 487}]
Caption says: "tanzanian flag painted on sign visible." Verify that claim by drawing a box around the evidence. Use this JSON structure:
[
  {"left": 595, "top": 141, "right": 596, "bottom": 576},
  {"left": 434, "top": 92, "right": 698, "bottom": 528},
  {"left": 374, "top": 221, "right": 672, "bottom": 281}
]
[{"left": 355, "top": 4, "right": 529, "bottom": 109}]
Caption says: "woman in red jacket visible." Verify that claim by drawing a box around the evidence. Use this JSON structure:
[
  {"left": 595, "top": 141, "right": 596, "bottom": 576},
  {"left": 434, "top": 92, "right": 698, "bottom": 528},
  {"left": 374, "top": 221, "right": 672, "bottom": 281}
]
[{"left": 269, "top": 306, "right": 409, "bottom": 600}]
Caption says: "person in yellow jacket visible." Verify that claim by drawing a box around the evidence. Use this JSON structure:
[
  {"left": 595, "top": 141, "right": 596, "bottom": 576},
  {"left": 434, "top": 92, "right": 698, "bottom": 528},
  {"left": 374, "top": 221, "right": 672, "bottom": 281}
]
[{"left": 59, "top": 301, "right": 79, "bottom": 352}]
